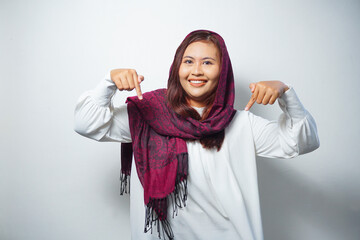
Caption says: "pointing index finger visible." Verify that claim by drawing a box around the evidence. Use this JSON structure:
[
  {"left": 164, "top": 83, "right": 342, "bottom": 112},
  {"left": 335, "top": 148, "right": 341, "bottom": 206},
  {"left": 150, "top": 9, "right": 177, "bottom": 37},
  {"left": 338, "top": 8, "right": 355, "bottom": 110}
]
[
  {"left": 133, "top": 72, "right": 143, "bottom": 100},
  {"left": 245, "top": 85, "right": 259, "bottom": 111},
  {"left": 245, "top": 96, "right": 256, "bottom": 111}
]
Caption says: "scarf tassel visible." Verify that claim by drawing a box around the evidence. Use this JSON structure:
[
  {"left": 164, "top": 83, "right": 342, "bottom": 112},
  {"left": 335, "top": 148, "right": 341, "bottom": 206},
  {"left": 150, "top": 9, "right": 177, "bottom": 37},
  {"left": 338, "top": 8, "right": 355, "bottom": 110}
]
[
  {"left": 144, "top": 198, "right": 174, "bottom": 239},
  {"left": 120, "top": 153, "right": 188, "bottom": 239},
  {"left": 120, "top": 172, "right": 131, "bottom": 195},
  {"left": 144, "top": 181, "right": 188, "bottom": 239},
  {"left": 144, "top": 153, "right": 188, "bottom": 240}
]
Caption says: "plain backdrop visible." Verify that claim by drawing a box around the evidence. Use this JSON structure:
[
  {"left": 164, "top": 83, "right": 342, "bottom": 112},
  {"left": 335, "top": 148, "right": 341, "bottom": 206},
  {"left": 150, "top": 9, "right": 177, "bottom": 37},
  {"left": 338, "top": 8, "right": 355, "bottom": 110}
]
[{"left": 1, "top": 0, "right": 359, "bottom": 239}]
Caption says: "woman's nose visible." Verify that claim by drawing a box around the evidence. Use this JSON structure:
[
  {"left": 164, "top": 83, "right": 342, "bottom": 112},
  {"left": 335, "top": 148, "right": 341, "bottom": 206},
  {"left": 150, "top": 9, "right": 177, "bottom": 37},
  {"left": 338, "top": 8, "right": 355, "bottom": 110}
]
[{"left": 191, "top": 63, "right": 203, "bottom": 76}]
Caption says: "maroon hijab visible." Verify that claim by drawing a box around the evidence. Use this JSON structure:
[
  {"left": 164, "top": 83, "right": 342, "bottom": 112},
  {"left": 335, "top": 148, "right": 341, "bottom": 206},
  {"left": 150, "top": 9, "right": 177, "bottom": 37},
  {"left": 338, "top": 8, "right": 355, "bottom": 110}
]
[{"left": 120, "top": 30, "right": 236, "bottom": 239}]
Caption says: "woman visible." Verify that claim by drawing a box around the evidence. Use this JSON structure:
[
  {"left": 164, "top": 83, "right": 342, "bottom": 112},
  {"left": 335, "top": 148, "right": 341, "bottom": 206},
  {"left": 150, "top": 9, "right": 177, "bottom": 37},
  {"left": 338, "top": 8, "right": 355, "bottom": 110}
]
[{"left": 74, "top": 30, "right": 319, "bottom": 240}]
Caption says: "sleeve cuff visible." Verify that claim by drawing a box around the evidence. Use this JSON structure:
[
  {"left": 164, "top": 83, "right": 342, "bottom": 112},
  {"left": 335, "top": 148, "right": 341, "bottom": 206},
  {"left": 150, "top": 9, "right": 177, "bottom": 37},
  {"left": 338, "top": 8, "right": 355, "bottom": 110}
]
[
  {"left": 278, "top": 87, "right": 308, "bottom": 121},
  {"left": 91, "top": 70, "right": 118, "bottom": 107}
]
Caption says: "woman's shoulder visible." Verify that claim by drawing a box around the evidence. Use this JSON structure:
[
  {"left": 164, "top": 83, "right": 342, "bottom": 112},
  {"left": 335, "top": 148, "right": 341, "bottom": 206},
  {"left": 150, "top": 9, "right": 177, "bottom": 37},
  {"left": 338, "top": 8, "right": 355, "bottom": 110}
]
[
  {"left": 127, "top": 88, "right": 167, "bottom": 104},
  {"left": 146, "top": 88, "right": 167, "bottom": 97},
  {"left": 224, "top": 109, "right": 255, "bottom": 141},
  {"left": 227, "top": 109, "right": 251, "bottom": 127},
  {"left": 233, "top": 109, "right": 250, "bottom": 119}
]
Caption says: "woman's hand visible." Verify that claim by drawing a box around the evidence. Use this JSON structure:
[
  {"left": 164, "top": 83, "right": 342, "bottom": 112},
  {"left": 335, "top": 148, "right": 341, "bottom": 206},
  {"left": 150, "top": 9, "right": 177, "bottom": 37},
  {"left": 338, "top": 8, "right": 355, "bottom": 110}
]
[
  {"left": 110, "top": 69, "right": 144, "bottom": 100},
  {"left": 245, "top": 81, "right": 289, "bottom": 111}
]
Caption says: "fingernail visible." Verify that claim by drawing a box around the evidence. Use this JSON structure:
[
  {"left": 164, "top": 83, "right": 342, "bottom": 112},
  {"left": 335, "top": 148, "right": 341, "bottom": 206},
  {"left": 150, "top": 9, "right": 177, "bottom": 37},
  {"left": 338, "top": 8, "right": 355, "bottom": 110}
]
[
  {"left": 244, "top": 107, "right": 249, "bottom": 111},
  {"left": 139, "top": 96, "right": 143, "bottom": 100}
]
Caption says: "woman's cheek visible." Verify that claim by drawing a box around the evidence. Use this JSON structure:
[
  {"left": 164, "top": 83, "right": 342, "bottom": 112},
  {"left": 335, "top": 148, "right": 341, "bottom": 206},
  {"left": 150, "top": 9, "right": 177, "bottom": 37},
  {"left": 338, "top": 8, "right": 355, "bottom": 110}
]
[{"left": 179, "top": 66, "right": 189, "bottom": 79}]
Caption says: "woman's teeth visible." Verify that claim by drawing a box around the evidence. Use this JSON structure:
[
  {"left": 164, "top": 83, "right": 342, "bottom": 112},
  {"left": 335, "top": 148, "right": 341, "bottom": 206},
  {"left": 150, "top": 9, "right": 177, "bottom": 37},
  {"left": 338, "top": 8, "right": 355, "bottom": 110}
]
[{"left": 189, "top": 80, "right": 207, "bottom": 87}]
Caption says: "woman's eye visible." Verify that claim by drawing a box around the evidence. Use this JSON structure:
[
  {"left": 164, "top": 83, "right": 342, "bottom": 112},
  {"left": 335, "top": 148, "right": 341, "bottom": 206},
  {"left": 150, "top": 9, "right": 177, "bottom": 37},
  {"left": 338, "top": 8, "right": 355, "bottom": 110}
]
[
  {"left": 184, "top": 59, "right": 193, "bottom": 64},
  {"left": 203, "top": 61, "right": 213, "bottom": 65}
]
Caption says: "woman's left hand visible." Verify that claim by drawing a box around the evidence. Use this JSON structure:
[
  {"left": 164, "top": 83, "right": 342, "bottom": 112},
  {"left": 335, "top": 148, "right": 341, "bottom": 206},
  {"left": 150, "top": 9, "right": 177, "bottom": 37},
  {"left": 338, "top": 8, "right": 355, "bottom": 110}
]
[{"left": 245, "top": 81, "right": 289, "bottom": 111}]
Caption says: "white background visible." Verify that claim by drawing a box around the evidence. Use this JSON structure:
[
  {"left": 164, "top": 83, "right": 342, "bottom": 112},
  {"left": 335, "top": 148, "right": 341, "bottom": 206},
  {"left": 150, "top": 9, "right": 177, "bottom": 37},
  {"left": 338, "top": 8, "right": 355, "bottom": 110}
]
[{"left": 1, "top": 0, "right": 359, "bottom": 239}]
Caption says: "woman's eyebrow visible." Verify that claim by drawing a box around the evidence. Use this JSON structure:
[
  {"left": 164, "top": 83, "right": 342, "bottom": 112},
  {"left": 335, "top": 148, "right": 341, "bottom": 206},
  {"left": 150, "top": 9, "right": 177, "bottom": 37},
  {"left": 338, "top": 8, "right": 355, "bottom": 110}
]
[{"left": 183, "top": 56, "right": 217, "bottom": 61}]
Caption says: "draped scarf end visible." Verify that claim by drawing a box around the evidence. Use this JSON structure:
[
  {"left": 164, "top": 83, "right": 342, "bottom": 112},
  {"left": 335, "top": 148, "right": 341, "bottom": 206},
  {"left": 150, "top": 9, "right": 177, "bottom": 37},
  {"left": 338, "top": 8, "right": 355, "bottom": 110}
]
[{"left": 121, "top": 153, "right": 188, "bottom": 240}]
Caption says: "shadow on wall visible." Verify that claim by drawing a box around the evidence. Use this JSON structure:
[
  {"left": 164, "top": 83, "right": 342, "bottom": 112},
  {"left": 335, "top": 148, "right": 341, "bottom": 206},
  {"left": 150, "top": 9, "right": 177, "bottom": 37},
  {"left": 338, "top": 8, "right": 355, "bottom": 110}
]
[{"left": 257, "top": 157, "right": 360, "bottom": 240}]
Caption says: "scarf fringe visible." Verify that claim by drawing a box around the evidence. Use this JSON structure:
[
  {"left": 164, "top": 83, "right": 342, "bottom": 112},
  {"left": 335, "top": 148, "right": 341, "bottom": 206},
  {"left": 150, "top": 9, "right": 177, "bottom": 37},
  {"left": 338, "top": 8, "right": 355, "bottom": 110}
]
[
  {"left": 145, "top": 203, "right": 174, "bottom": 240},
  {"left": 120, "top": 153, "right": 188, "bottom": 239},
  {"left": 120, "top": 172, "right": 131, "bottom": 195},
  {"left": 144, "top": 153, "right": 188, "bottom": 240},
  {"left": 144, "top": 178, "right": 188, "bottom": 240}
]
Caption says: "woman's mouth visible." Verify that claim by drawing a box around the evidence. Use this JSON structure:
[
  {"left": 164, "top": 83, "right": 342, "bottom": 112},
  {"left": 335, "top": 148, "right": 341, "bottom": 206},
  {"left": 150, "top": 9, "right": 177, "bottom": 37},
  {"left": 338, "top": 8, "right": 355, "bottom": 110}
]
[{"left": 188, "top": 79, "right": 207, "bottom": 87}]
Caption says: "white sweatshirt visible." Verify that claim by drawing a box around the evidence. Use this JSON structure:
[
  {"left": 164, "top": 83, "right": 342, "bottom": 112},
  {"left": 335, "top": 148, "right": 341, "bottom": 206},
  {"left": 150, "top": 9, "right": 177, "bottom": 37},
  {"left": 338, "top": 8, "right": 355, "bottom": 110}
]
[{"left": 74, "top": 72, "right": 320, "bottom": 240}]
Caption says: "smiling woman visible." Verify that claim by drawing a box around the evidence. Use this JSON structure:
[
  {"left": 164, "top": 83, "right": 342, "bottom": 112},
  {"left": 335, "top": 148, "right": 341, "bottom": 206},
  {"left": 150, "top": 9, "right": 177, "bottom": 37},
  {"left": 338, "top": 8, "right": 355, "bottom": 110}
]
[
  {"left": 167, "top": 31, "right": 224, "bottom": 123},
  {"left": 179, "top": 41, "right": 221, "bottom": 107},
  {"left": 74, "top": 30, "right": 320, "bottom": 240}
]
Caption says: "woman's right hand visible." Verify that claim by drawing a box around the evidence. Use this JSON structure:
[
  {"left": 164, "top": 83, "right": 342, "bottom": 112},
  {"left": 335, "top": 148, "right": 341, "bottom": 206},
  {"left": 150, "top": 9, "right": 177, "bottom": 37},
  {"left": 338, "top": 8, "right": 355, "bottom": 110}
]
[{"left": 110, "top": 69, "right": 144, "bottom": 100}]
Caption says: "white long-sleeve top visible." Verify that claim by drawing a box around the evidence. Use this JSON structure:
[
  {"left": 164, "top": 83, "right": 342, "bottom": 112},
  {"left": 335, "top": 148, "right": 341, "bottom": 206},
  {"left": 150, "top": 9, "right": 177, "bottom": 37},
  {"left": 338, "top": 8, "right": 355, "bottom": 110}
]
[{"left": 74, "top": 72, "right": 320, "bottom": 240}]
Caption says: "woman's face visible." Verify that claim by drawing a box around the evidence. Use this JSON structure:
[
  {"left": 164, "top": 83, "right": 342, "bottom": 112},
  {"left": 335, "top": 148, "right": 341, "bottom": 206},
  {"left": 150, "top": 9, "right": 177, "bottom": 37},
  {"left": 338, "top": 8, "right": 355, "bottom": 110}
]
[{"left": 179, "top": 41, "right": 221, "bottom": 108}]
